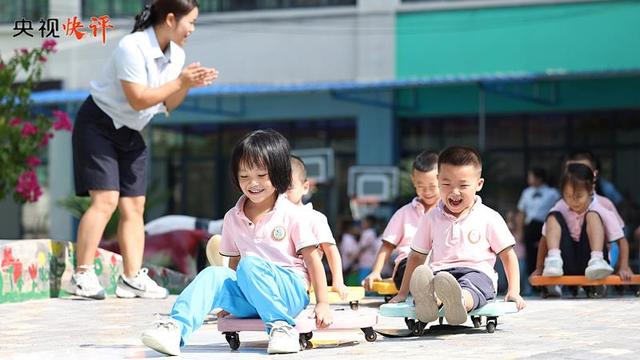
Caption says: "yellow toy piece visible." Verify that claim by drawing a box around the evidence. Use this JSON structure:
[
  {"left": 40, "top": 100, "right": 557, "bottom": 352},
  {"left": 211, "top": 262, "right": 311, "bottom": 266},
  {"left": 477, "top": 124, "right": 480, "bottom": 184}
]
[
  {"left": 206, "top": 234, "right": 225, "bottom": 267},
  {"left": 372, "top": 278, "right": 398, "bottom": 302},
  {"left": 309, "top": 286, "right": 365, "bottom": 310},
  {"left": 372, "top": 278, "right": 398, "bottom": 295}
]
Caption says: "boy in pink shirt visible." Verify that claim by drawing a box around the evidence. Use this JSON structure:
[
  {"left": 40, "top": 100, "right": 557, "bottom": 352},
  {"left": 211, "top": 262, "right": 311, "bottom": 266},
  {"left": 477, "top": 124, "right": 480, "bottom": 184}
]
[
  {"left": 392, "top": 146, "right": 526, "bottom": 326},
  {"left": 286, "top": 155, "right": 349, "bottom": 299},
  {"left": 363, "top": 151, "right": 440, "bottom": 291},
  {"left": 141, "top": 129, "right": 332, "bottom": 355}
]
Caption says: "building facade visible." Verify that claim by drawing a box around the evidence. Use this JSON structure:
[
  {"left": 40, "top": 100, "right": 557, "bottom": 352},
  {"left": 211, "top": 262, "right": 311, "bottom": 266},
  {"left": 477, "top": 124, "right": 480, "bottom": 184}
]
[{"left": 1, "top": 0, "right": 639, "bottom": 241}]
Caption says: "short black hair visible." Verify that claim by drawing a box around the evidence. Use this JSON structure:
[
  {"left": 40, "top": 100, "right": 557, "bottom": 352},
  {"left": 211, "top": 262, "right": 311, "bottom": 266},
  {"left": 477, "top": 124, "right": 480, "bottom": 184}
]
[
  {"left": 230, "top": 129, "right": 292, "bottom": 194},
  {"left": 290, "top": 155, "right": 307, "bottom": 182},
  {"left": 413, "top": 151, "right": 439, "bottom": 173},
  {"left": 529, "top": 166, "right": 548, "bottom": 183},
  {"left": 438, "top": 146, "right": 482, "bottom": 171},
  {"left": 560, "top": 163, "right": 594, "bottom": 194}
]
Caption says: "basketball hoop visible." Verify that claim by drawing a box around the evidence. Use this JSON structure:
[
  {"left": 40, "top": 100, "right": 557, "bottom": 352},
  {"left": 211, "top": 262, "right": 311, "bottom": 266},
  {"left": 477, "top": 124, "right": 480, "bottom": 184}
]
[{"left": 349, "top": 197, "right": 380, "bottom": 221}]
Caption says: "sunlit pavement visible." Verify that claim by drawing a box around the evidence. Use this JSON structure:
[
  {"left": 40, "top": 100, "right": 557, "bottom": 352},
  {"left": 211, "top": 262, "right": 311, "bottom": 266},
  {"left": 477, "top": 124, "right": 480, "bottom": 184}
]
[{"left": 1, "top": 294, "right": 639, "bottom": 359}]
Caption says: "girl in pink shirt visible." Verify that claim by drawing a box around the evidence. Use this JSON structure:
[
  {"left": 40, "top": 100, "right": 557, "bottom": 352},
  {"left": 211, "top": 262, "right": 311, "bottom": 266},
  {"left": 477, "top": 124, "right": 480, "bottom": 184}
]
[
  {"left": 541, "top": 163, "right": 618, "bottom": 279},
  {"left": 141, "top": 129, "right": 332, "bottom": 356}
]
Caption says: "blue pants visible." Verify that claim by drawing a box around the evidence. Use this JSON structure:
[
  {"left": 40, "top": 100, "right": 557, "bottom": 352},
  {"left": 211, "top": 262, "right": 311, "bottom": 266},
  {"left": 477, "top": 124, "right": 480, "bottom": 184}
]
[{"left": 170, "top": 256, "right": 310, "bottom": 346}]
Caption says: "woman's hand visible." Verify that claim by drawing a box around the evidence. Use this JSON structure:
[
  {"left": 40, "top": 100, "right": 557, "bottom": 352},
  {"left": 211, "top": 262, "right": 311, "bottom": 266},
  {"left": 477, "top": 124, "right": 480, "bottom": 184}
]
[{"left": 179, "top": 62, "right": 218, "bottom": 88}]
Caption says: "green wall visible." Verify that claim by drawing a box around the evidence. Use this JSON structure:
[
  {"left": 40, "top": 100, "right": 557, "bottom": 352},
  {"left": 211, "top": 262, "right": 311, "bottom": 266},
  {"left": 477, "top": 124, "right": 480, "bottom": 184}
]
[
  {"left": 396, "top": 76, "right": 640, "bottom": 117},
  {"left": 397, "top": 1, "right": 640, "bottom": 78}
]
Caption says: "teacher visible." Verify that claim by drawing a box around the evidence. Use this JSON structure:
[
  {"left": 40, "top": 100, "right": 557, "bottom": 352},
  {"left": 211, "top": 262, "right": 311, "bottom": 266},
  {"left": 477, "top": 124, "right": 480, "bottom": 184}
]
[{"left": 71, "top": 0, "right": 217, "bottom": 300}]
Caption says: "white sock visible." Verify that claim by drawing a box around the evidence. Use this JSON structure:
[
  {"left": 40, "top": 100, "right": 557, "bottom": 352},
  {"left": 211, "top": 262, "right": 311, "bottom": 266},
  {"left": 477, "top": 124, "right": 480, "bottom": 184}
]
[
  {"left": 548, "top": 249, "right": 561, "bottom": 258},
  {"left": 590, "top": 251, "right": 604, "bottom": 260}
]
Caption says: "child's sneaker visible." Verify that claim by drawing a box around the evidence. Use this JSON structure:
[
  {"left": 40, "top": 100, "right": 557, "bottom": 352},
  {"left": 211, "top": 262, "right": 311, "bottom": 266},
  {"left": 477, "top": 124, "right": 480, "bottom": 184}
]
[
  {"left": 433, "top": 272, "right": 467, "bottom": 325},
  {"left": 585, "top": 258, "right": 613, "bottom": 280},
  {"left": 410, "top": 264, "right": 439, "bottom": 323},
  {"left": 542, "top": 256, "right": 564, "bottom": 277},
  {"left": 267, "top": 320, "right": 299, "bottom": 354},
  {"left": 141, "top": 319, "right": 182, "bottom": 356},
  {"left": 116, "top": 268, "right": 169, "bottom": 299},
  {"left": 70, "top": 270, "right": 106, "bottom": 300},
  {"left": 546, "top": 285, "right": 563, "bottom": 297}
]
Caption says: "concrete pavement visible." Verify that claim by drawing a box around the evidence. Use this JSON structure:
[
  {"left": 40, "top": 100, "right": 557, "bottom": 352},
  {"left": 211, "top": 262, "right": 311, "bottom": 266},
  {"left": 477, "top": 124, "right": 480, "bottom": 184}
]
[{"left": 1, "top": 295, "right": 639, "bottom": 359}]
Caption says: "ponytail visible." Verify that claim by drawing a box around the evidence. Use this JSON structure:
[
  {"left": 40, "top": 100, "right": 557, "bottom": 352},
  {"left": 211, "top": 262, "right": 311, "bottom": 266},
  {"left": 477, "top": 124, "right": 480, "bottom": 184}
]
[
  {"left": 131, "top": 0, "right": 199, "bottom": 33},
  {"left": 132, "top": 4, "right": 153, "bottom": 33}
]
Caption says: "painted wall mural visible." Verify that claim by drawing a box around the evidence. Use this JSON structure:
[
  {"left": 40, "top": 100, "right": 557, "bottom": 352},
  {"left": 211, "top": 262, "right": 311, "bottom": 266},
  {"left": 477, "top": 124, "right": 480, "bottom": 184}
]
[{"left": 0, "top": 239, "right": 192, "bottom": 304}]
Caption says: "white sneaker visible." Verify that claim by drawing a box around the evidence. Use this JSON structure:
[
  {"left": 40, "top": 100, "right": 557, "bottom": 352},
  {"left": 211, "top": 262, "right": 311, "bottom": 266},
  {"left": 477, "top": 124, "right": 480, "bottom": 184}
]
[
  {"left": 267, "top": 321, "right": 300, "bottom": 354},
  {"left": 433, "top": 272, "right": 467, "bottom": 325},
  {"left": 71, "top": 270, "right": 106, "bottom": 300},
  {"left": 410, "top": 265, "right": 439, "bottom": 323},
  {"left": 542, "top": 256, "right": 564, "bottom": 277},
  {"left": 116, "top": 268, "right": 169, "bottom": 299},
  {"left": 546, "top": 285, "right": 563, "bottom": 297},
  {"left": 141, "top": 319, "right": 182, "bottom": 356},
  {"left": 585, "top": 258, "right": 614, "bottom": 280}
]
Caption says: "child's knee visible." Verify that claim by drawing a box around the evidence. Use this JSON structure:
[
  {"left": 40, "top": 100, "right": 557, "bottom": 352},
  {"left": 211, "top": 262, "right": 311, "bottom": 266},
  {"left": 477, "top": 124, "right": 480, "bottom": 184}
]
[
  {"left": 545, "top": 214, "right": 561, "bottom": 232},
  {"left": 236, "top": 256, "right": 265, "bottom": 277},
  {"left": 200, "top": 265, "right": 235, "bottom": 280},
  {"left": 585, "top": 211, "right": 604, "bottom": 227}
]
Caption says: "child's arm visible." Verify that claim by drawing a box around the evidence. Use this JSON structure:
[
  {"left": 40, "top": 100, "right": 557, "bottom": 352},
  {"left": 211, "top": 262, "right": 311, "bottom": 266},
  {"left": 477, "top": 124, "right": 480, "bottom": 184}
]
[
  {"left": 321, "top": 243, "right": 349, "bottom": 300},
  {"left": 363, "top": 242, "right": 394, "bottom": 291},
  {"left": 389, "top": 250, "right": 427, "bottom": 303},
  {"left": 616, "top": 237, "right": 634, "bottom": 280},
  {"left": 216, "top": 256, "right": 241, "bottom": 319},
  {"left": 301, "top": 246, "right": 333, "bottom": 328},
  {"left": 531, "top": 235, "right": 548, "bottom": 278},
  {"left": 228, "top": 256, "right": 240, "bottom": 271},
  {"left": 499, "top": 247, "right": 526, "bottom": 310}
]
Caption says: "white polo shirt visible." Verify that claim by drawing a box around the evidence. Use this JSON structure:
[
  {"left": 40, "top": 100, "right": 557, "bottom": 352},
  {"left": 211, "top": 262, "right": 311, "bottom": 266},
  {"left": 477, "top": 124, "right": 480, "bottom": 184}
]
[{"left": 90, "top": 27, "right": 185, "bottom": 131}]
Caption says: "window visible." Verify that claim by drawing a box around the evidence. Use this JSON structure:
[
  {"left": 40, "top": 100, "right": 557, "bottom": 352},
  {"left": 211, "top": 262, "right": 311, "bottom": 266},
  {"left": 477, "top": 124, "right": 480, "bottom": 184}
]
[
  {"left": 1, "top": 0, "right": 48, "bottom": 25},
  {"left": 82, "top": 0, "right": 355, "bottom": 19},
  {"left": 198, "top": 0, "right": 356, "bottom": 12},
  {"left": 400, "top": 110, "right": 640, "bottom": 215}
]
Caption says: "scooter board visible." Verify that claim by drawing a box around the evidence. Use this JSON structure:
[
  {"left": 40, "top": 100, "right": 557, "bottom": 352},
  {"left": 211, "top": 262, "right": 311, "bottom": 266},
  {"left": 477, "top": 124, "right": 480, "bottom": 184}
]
[
  {"left": 309, "top": 286, "right": 365, "bottom": 310},
  {"left": 217, "top": 307, "right": 379, "bottom": 351},
  {"left": 530, "top": 275, "right": 640, "bottom": 286},
  {"left": 376, "top": 300, "right": 518, "bottom": 336},
  {"left": 530, "top": 275, "right": 640, "bottom": 298}
]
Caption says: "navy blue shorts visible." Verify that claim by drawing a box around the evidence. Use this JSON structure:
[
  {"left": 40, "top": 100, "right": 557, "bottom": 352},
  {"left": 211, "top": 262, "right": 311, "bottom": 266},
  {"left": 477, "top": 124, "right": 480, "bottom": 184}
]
[
  {"left": 72, "top": 96, "right": 148, "bottom": 197},
  {"left": 434, "top": 267, "right": 495, "bottom": 310},
  {"left": 393, "top": 257, "right": 408, "bottom": 290}
]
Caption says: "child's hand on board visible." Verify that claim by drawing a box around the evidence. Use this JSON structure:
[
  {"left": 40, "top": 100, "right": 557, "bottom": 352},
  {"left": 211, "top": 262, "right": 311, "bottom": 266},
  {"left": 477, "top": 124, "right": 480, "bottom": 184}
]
[
  {"left": 333, "top": 283, "right": 350, "bottom": 301},
  {"left": 312, "top": 302, "right": 333, "bottom": 328}
]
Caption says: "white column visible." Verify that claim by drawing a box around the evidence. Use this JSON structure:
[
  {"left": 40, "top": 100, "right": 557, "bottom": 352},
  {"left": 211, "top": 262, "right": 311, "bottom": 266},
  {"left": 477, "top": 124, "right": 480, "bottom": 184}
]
[{"left": 48, "top": 117, "right": 74, "bottom": 241}]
